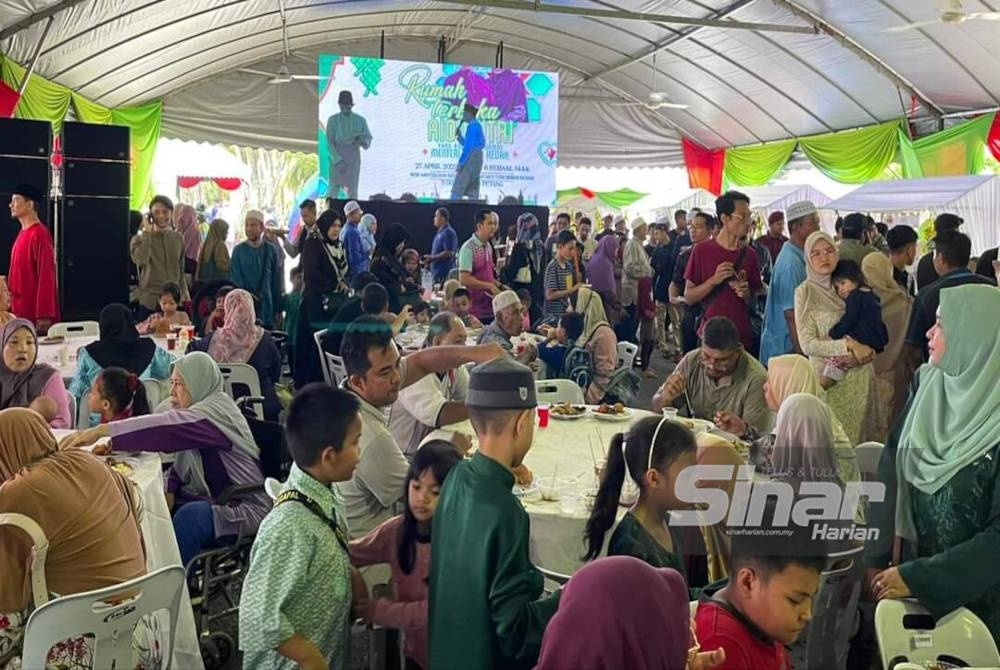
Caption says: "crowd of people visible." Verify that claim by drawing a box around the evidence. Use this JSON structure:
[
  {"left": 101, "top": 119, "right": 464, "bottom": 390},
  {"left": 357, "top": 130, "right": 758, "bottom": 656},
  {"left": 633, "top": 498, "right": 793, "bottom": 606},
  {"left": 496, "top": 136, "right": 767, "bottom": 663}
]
[{"left": 1, "top": 183, "right": 1000, "bottom": 670}]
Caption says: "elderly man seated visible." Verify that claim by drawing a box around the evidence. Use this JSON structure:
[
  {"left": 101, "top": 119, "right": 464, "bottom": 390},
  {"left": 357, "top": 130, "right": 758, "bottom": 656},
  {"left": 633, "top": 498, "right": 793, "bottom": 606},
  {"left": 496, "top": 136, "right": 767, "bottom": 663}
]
[
  {"left": 477, "top": 289, "right": 537, "bottom": 366},
  {"left": 652, "top": 316, "right": 772, "bottom": 436},
  {"left": 389, "top": 311, "right": 473, "bottom": 458}
]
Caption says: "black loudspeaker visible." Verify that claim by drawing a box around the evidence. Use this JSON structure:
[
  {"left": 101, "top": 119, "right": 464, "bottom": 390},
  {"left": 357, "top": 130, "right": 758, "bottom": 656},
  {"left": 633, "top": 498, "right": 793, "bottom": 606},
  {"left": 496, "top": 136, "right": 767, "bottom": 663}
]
[
  {"left": 59, "top": 197, "right": 130, "bottom": 320},
  {"left": 0, "top": 118, "right": 52, "bottom": 275},
  {"left": 63, "top": 159, "right": 130, "bottom": 197},
  {"left": 0, "top": 117, "right": 51, "bottom": 157},
  {"left": 62, "top": 121, "right": 129, "bottom": 160}
]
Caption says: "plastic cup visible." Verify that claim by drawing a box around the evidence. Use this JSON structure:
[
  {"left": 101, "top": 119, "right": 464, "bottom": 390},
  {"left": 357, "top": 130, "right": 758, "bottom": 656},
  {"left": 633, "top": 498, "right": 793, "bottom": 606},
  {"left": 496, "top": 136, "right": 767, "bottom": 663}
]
[
  {"left": 166, "top": 334, "right": 178, "bottom": 351},
  {"left": 538, "top": 477, "right": 561, "bottom": 501},
  {"left": 662, "top": 407, "right": 679, "bottom": 421},
  {"left": 558, "top": 479, "right": 581, "bottom": 515},
  {"left": 537, "top": 404, "right": 550, "bottom": 428},
  {"left": 57, "top": 346, "right": 69, "bottom": 367}
]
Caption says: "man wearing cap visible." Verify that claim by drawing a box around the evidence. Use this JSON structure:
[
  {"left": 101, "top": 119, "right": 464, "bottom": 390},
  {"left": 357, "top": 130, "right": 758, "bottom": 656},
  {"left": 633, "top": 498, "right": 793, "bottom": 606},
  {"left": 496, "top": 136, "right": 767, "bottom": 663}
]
[
  {"left": 885, "top": 225, "right": 919, "bottom": 294},
  {"left": 759, "top": 200, "right": 821, "bottom": 366},
  {"left": 131, "top": 194, "right": 189, "bottom": 320},
  {"left": 230, "top": 209, "right": 282, "bottom": 328},
  {"left": 326, "top": 90, "right": 372, "bottom": 199},
  {"left": 477, "top": 290, "right": 538, "bottom": 365},
  {"left": 429, "top": 356, "right": 560, "bottom": 670},
  {"left": 459, "top": 209, "right": 503, "bottom": 323},
  {"left": 338, "top": 315, "right": 503, "bottom": 536},
  {"left": 915, "top": 213, "right": 962, "bottom": 291},
  {"left": 836, "top": 213, "right": 878, "bottom": 267},
  {"left": 451, "top": 103, "right": 487, "bottom": 200},
  {"left": 340, "top": 200, "right": 369, "bottom": 280},
  {"left": 8, "top": 183, "right": 59, "bottom": 331},
  {"left": 756, "top": 211, "right": 788, "bottom": 264}
]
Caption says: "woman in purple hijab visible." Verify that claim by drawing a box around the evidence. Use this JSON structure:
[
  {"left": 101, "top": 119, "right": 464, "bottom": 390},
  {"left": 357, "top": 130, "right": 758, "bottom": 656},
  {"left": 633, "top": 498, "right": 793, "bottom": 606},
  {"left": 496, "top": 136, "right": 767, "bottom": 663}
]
[
  {"left": 535, "top": 556, "right": 723, "bottom": 670},
  {"left": 587, "top": 233, "right": 623, "bottom": 326}
]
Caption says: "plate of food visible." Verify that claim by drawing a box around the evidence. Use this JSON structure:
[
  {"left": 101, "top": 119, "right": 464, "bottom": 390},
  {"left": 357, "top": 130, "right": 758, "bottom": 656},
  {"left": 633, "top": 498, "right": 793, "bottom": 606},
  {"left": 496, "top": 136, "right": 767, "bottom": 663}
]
[
  {"left": 549, "top": 403, "right": 589, "bottom": 420},
  {"left": 592, "top": 402, "right": 633, "bottom": 422},
  {"left": 671, "top": 417, "right": 716, "bottom": 434},
  {"left": 40, "top": 335, "right": 65, "bottom": 345}
]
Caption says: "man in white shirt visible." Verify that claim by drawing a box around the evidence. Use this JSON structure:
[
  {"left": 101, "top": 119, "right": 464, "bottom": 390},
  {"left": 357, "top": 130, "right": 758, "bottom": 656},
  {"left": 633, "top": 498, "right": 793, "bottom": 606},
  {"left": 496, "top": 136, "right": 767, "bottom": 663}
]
[
  {"left": 338, "top": 314, "right": 503, "bottom": 536},
  {"left": 389, "top": 311, "right": 473, "bottom": 457}
]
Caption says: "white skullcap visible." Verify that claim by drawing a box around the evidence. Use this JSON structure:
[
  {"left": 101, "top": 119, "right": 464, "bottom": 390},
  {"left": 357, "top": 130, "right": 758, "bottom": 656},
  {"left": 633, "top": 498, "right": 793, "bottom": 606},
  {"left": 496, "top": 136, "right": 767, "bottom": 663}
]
[
  {"left": 785, "top": 200, "right": 818, "bottom": 221},
  {"left": 245, "top": 209, "right": 265, "bottom": 223},
  {"left": 629, "top": 216, "right": 647, "bottom": 231},
  {"left": 344, "top": 200, "right": 362, "bottom": 216},
  {"left": 492, "top": 290, "right": 521, "bottom": 315},
  {"left": 613, "top": 215, "right": 626, "bottom": 226}
]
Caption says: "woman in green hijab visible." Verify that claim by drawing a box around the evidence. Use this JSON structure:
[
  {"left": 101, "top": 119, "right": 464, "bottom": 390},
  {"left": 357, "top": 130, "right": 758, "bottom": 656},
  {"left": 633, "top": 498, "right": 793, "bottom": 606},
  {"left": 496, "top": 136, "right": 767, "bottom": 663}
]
[{"left": 865, "top": 284, "right": 1000, "bottom": 642}]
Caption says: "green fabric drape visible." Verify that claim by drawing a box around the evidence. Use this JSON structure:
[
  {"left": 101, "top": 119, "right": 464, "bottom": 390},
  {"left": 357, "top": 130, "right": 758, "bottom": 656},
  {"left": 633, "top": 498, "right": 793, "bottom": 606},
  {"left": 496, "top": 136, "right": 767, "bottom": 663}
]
[
  {"left": 723, "top": 139, "right": 796, "bottom": 187},
  {"left": 0, "top": 56, "right": 71, "bottom": 134},
  {"left": 899, "top": 113, "right": 995, "bottom": 179},
  {"left": 555, "top": 187, "right": 648, "bottom": 209},
  {"left": 73, "top": 94, "right": 162, "bottom": 209},
  {"left": 799, "top": 120, "right": 902, "bottom": 184}
]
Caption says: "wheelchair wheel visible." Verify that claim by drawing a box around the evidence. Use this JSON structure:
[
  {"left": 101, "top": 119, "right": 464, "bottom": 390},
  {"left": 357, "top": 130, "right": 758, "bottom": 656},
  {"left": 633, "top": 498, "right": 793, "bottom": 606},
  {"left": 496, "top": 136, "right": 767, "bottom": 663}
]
[{"left": 201, "top": 631, "right": 235, "bottom": 670}]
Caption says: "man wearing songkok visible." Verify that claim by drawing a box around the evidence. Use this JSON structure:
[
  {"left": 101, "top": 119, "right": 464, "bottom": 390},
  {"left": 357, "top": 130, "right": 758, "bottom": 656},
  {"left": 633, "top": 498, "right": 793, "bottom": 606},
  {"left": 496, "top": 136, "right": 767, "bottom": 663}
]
[
  {"left": 759, "top": 200, "right": 820, "bottom": 366},
  {"left": 7, "top": 183, "right": 59, "bottom": 332},
  {"left": 326, "top": 90, "right": 372, "bottom": 198},
  {"left": 429, "top": 357, "right": 560, "bottom": 670}
]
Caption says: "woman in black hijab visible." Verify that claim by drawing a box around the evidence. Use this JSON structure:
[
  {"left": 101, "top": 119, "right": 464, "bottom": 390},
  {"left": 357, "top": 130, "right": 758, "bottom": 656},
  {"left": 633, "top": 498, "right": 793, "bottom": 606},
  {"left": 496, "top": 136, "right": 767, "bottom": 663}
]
[
  {"left": 68, "top": 303, "right": 174, "bottom": 411},
  {"left": 370, "top": 222, "right": 420, "bottom": 313}
]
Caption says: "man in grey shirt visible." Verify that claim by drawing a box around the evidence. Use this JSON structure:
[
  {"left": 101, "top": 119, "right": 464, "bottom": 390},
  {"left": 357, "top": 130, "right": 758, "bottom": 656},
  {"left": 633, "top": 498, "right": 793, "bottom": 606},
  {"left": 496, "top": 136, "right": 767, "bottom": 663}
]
[{"left": 477, "top": 290, "right": 538, "bottom": 366}]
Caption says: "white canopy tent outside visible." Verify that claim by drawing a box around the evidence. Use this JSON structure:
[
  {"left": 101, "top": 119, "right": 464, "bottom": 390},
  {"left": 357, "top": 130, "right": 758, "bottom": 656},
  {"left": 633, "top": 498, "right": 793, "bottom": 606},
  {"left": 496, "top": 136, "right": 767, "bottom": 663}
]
[
  {"left": 823, "top": 175, "right": 1000, "bottom": 254},
  {"left": 152, "top": 139, "right": 251, "bottom": 191},
  {"left": 3, "top": 1, "right": 1000, "bottom": 164},
  {"left": 657, "top": 183, "right": 839, "bottom": 233}
]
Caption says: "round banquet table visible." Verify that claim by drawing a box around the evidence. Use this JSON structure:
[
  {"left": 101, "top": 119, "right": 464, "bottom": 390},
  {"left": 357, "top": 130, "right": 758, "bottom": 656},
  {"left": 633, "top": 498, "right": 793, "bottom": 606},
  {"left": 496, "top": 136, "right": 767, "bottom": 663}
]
[
  {"left": 442, "top": 405, "right": 658, "bottom": 576},
  {"left": 38, "top": 335, "right": 182, "bottom": 382},
  {"left": 51, "top": 431, "right": 205, "bottom": 670}
]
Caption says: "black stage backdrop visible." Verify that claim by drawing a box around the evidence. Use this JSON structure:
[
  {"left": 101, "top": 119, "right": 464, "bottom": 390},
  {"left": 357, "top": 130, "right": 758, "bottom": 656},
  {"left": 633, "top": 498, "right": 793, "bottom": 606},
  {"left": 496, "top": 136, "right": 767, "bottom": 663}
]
[{"left": 326, "top": 199, "right": 550, "bottom": 255}]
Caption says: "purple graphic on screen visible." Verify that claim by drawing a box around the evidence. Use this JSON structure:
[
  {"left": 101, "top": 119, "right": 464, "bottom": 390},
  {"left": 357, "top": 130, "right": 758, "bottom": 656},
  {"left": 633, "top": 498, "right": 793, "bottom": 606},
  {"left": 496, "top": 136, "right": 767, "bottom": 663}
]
[
  {"left": 487, "top": 69, "right": 528, "bottom": 121},
  {"left": 443, "top": 67, "right": 493, "bottom": 109}
]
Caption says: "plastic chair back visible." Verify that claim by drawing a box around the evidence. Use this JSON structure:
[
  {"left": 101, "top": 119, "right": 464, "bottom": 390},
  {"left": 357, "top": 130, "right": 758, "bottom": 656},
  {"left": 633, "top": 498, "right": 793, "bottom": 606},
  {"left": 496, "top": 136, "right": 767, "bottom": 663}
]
[
  {"left": 47, "top": 321, "right": 100, "bottom": 339},
  {"left": 876, "top": 598, "right": 1000, "bottom": 669},
  {"left": 142, "top": 378, "right": 166, "bottom": 409},
  {"left": 23, "top": 566, "right": 185, "bottom": 670},
  {"left": 855, "top": 441, "right": 884, "bottom": 482},
  {"left": 802, "top": 546, "right": 865, "bottom": 670},
  {"left": 313, "top": 329, "right": 333, "bottom": 385},
  {"left": 217, "top": 363, "right": 264, "bottom": 419},
  {"left": 0, "top": 512, "right": 50, "bottom": 609},
  {"left": 325, "top": 353, "right": 348, "bottom": 386},
  {"left": 66, "top": 393, "right": 78, "bottom": 429},
  {"left": 616, "top": 341, "right": 639, "bottom": 370},
  {"left": 535, "top": 379, "right": 585, "bottom": 405}
]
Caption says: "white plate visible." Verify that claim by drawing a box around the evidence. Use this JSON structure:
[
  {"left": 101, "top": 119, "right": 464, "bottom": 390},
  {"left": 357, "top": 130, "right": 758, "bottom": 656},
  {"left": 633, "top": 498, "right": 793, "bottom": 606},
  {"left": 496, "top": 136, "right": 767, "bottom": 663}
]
[
  {"left": 670, "top": 417, "right": 715, "bottom": 434},
  {"left": 592, "top": 408, "right": 634, "bottom": 422},
  {"left": 550, "top": 408, "right": 589, "bottom": 421}
]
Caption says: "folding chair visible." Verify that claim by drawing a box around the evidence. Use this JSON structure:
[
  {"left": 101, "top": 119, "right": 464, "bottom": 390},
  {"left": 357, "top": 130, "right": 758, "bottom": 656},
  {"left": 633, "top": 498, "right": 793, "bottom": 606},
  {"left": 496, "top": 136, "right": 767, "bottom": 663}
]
[
  {"left": 616, "top": 341, "right": 639, "bottom": 370},
  {"left": 800, "top": 546, "right": 865, "bottom": 670},
  {"left": 535, "top": 379, "right": 585, "bottom": 405},
  {"left": 22, "top": 566, "right": 186, "bottom": 670},
  {"left": 855, "top": 441, "right": 884, "bottom": 482},
  {"left": 47, "top": 321, "right": 100, "bottom": 339},
  {"left": 876, "top": 598, "right": 1000, "bottom": 670},
  {"left": 217, "top": 363, "right": 264, "bottom": 419},
  {"left": 325, "top": 352, "right": 348, "bottom": 386},
  {"left": 313, "top": 328, "right": 333, "bottom": 385}
]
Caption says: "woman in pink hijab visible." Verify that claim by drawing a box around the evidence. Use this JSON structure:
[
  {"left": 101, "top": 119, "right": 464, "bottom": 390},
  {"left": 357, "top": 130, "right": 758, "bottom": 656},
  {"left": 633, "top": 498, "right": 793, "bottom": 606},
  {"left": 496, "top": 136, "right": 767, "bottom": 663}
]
[
  {"left": 188, "top": 289, "right": 281, "bottom": 420},
  {"left": 174, "top": 204, "right": 204, "bottom": 282},
  {"left": 535, "top": 556, "right": 725, "bottom": 670}
]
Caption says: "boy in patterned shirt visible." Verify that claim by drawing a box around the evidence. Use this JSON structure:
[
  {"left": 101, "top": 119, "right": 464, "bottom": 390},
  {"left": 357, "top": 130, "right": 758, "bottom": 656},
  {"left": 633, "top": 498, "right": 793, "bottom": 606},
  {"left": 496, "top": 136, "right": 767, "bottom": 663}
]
[{"left": 240, "top": 385, "right": 369, "bottom": 670}]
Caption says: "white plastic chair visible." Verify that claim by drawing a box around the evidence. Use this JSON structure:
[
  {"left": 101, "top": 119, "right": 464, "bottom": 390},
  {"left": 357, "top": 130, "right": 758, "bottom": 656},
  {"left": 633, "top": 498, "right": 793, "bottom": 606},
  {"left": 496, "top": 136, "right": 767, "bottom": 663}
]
[
  {"left": 22, "top": 566, "right": 186, "bottom": 670},
  {"left": 0, "top": 512, "right": 50, "bottom": 609},
  {"left": 142, "top": 378, "right": 167, "bottom": 409},
  {"left": 47, "top": 321, "right": 100, "bottom": 339},
  {"left": 217, "top": 363, "right": 264, "bottom": 419},
  {"left": 616, "top": 341, "right": 639, "bottom": 370},
  {"left": 74, "top": 391, "right": 89, "bottom": 428},
  {"left": 800, "top": 546, "right": 865, "bottom": 670},
  {"left": 876, "top": 598, "right": 1000, "bottom": 670},
  {"left": 325, "top": 352, "right": 348, "bottom": 386},
  {"left": 535, "top": 379, "right": 585, "bottom": 405},
  {"left": 855, "top": 441, "right": 884, "bottom": 482},
  {"left": 313, "top": 328, "right": 333, "bottom": 385},
  {"left": 264, "top": 477, "right": 283, "bottom": 501}
]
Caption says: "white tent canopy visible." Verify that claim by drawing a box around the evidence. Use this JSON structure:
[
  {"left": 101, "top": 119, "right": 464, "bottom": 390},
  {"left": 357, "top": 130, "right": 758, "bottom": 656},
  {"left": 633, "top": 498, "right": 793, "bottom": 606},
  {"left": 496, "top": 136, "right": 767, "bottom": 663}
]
[
  {"left": 660, "top": 183, "right": 835, "bottom": 226},
  {"left": 823, "top": 175, "right": 1000, "bottom": 254},
  {"left": 3, "top": 1, "right": 1000, "bottom": 164}
]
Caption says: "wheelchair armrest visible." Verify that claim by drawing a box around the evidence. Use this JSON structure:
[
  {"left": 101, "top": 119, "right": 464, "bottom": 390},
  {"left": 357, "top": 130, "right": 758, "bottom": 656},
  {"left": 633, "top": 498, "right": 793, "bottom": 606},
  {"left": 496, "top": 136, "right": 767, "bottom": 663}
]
[
  {"left": 235, "top": 395, "right": 266, "bottom": 409},
  {"left": 218, "top": 482, "right": 265, "bottom": 505}
]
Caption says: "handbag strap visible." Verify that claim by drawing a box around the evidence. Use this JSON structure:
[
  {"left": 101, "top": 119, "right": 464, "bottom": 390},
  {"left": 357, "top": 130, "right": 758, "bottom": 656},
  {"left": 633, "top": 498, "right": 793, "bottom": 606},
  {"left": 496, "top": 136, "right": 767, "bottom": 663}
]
[{"left": 0, "top": 512, "right": 50, "bottom": 609}]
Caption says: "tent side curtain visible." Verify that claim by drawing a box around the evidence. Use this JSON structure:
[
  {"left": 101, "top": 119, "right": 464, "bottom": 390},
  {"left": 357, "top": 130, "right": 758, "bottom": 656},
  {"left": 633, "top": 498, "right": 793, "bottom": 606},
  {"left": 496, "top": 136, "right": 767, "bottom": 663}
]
[
  {"left": 990, "top": 114, "right": 1000, "bottom": 163},
  {"left": 723, "top": 140, "right": 796, "bottom": 188},
  {"left": 1, "top": 54, "right": 161, "bottom": 210},
  {"left": 899, "top": 112, "right": 996, "bottom": 179},
  {"left": 682, "top": 139, "right": 725, "bottom": 196},
  {"left": 797, "top": 120, "right": 902, "bottom": 184},
  {"left": 555, "top": 187, "right": 648, "bottom": 209}
]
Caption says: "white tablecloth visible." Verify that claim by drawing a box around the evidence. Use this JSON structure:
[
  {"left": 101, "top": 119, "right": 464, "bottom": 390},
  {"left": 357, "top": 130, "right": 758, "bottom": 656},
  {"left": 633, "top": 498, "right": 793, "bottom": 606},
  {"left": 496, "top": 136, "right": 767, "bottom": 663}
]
[
  {"left": 51, "top": 435, "right": 204, "bottom": 670},
  {"left": 38, "top": 335, "right": 181, "bottom": 381},
  {"left": 444, "top": 406, "right": 657, "bottom": 576}
]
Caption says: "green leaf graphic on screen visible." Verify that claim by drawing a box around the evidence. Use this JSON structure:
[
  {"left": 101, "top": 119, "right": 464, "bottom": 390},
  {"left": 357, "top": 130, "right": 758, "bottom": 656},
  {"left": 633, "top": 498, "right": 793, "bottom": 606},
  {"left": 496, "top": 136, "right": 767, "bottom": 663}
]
[{"left": 351, "top": 57, "right": 386, "bottom": 97}]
